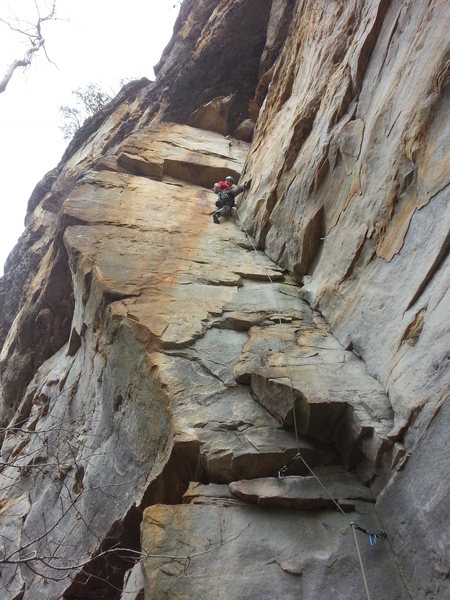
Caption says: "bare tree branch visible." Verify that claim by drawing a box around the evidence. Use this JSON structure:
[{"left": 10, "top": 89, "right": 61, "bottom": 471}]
[{"left": 0, "top": 1, "right": 57, "bottom": 94}]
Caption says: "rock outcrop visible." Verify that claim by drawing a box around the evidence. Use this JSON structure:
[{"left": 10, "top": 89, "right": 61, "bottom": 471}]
[{"left": 0, "top": 1, "right": 448, "bottom": 599}]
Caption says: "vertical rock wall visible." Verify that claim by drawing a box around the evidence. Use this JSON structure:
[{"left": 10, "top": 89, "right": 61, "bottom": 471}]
[
  {"left": 0, "top": 1, "right": 448, "bottom": 598},
  {"left": 237, "top": 3, "right": 449, "bottom": 596},
  {"left": 241, "top": 0, "right": 449, "bottom": 429}
]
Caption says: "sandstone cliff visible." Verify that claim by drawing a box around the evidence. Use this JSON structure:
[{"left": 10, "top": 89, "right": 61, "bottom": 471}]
[{"left": 0, "top": 1, "right": 448, "bottom": 599}]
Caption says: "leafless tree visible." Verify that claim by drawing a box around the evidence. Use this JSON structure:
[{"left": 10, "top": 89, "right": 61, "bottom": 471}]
[
  {"left": 0, "top": 1, "right": 57, "bottom": 94},
  {"left": 0, "top": 405, "right": 243, "bottom": 596},
  {"left": 0, "top": 377, "right": 244, "bottom": 598}
]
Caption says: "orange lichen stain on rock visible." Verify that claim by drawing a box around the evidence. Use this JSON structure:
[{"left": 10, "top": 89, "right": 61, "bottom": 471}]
[
  {"left": 342, "top": 170, "right": 363, "bottom": 213},
  {"left": 122, "top": 186, "right": 213, "bottom": 345},
  {"left": 141, "top": 505, "right": 171, "bottom": 553},
  {"left": 376, "top": 195, "right": 419, "bottom": 261},
  {"left": 401, "top": 307, "right": 427, "bottom": 347},
  {"left": 323, "top": 162, "right": 362, "bottom": 231}
]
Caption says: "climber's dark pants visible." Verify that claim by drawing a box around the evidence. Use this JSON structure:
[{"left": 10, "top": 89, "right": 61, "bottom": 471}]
[{"left": 213, "top": 205, "right": 232, "bottom": 220}]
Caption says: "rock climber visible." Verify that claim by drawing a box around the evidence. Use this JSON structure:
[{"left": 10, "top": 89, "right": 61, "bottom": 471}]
[
  {"left": 212, "top": 176, "right": 251, "bottom": 224},
  {"left": 213, "top": 175, "right": 234, "bottom": 194}
]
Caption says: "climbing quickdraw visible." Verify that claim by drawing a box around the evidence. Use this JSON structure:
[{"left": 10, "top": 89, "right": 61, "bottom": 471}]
[
  {"left": 277, "top": 452, "right": 302, "bottom": 478},
  {"left": 350, "top": 522, "right": 387, "bottom": 546}
]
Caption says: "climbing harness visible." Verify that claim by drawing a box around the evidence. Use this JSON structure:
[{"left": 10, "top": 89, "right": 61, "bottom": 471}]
[
  {"left": 216, "top": 190, "right": 235, "bottom": 208},
  {"left": 233, "top": 203, "right": 391, "bottom": 600}
]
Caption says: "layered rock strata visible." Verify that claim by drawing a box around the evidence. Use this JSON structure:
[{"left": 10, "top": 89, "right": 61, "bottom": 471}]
[
  {"left": 0, "top": 120, "right": 405, "bottom": 600},
  {"left": 0, "top": 1, "right": 448, "bottom": 599}
]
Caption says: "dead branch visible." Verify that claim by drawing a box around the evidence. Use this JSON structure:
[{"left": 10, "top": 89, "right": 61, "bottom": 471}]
[{"left": 0, "top": 1, "right": 57, "bottom": 94}]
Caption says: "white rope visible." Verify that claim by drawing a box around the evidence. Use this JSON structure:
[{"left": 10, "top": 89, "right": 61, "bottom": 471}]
[
  {"left": 352, "top": 523, "right": 372, "bottom": 600},
  {"left": 293, "top": 453, "right": 347, "bottom": 516},
  {"left": 375, "top": 507, "right": 415, "bottom": 600}
]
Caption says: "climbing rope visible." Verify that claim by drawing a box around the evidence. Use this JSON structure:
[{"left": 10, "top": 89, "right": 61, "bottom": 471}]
[
  {"left": 375, "top": 507, "right": 415, "bottom": 600},
  {"left": 351, "top": 522, "right": 373, "bottom": 600},
  {"left": 233, "top": 203, "right": 386, "bottom": 600},
  {"left": 233, "top": 205, "right": 301, "bottom": 455}
]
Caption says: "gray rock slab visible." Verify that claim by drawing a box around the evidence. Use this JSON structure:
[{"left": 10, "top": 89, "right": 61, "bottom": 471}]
[
  {"left": 200, "top": 427, "right": 338, "bottom": 482},
  {"left": 168, "top": 328, "right": 249, "bottom": 386},
  {"left": 151, "top": 351, "right": 338, "bottom": 483},
  {"left": 229, "top": 468, "right": 373, "bottom": 510},
  {"left": 236, "top": 319, "right": 395, "bottom": 480},
  {"left": 377, "top": 398, "right": 450, "bottom": 600},
  {"left": 141, "top": 503, "right": 409, "bottom": 600},
  {"left": 219, "top": 279, "right": 313, "bottom": 331},
  {"left": 183, "top": 482, "right": 245, "bottom": 506}
]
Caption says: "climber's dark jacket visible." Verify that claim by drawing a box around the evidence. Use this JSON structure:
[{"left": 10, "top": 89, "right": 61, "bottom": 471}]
[{"left": 212, "top": 182, "right": 251, "bottom": 224}]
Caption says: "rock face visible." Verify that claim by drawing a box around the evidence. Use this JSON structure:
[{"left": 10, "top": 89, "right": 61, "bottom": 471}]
[
  {"left": 0, "top": 1, "right": 448, "bottom": 599},
  {"left": 141, "top": 502, "right": 408, "bottom": 600}
]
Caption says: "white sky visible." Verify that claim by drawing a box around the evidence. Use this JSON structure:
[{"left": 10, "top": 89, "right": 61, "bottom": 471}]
[{"left": 0, "top": 0, "right": 180, "bottom": 275}]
